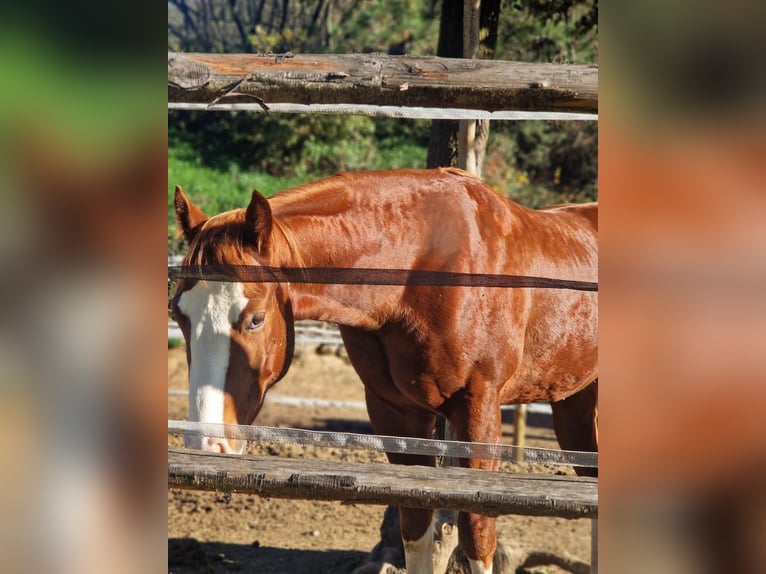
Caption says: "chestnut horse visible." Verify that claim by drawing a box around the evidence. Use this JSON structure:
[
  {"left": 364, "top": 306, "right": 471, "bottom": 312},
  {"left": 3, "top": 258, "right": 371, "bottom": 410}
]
[{"left": 170, "top": 168, "right": 598, "bottom": 574}]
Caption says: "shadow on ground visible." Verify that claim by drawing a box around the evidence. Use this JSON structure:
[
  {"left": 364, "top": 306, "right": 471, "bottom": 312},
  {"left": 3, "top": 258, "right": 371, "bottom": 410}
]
[{"left": 169, "top": 537, "right": 369, "bottom": 574}]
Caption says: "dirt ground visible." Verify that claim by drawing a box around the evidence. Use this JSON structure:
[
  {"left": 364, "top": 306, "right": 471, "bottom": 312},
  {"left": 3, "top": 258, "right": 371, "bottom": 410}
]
[{"left": 168, "top": 342, "right": 594, "bottom": 574}]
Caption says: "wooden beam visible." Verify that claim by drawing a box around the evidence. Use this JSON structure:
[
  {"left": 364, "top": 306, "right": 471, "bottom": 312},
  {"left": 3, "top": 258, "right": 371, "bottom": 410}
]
[
  {"left": 168, "top": 448, "right": 597, "bottom": 519},
  {"left": 168, "top": 53, "right": 598, "bottom": 114}
]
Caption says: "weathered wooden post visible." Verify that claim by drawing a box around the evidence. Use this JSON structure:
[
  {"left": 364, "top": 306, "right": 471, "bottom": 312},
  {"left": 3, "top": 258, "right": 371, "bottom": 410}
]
[
  {"left": 457, "top": 0, "right": 482, "bottom": 175},
  {"left": 513, "top": 404, "right": 527, "bottom": 461}
]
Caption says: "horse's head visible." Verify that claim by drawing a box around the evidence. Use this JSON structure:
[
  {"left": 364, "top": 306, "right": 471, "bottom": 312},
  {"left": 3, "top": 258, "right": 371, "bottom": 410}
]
[{"left": 170, "top": 186, "right": 294, "bottom": 453}]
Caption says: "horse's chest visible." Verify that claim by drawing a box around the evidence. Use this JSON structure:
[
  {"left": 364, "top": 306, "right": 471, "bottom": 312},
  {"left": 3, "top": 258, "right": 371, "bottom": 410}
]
[{"left": 372, "top": 331, "right": 474, "bottom": 408}]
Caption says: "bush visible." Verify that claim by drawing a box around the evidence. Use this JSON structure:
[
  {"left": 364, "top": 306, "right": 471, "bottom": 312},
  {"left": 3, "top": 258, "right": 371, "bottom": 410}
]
[
  {"left": 483, "top": 121, "right": 597, "bottom": 208},
  {"left": 169, "top": 110, "right": 433, "bottom": 176}
]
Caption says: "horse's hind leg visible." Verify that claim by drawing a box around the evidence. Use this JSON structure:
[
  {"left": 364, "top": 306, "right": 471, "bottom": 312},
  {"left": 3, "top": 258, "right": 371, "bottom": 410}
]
[{"left": 551, "top": 380, "right": 598, "bottom": 477}]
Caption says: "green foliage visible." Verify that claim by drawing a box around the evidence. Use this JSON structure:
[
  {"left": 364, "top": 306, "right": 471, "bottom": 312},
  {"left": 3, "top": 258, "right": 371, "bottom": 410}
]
[
  {"left": 330, "top": 0, "right": 441, "bottom": 55},
  {"left": 484, "top": 121, "right": 597, "bottom": 208},
  {"left": 481, "top": 0, "right": 599, "bottom": 204},
  {"left": 169, "top": 110, "right": 430, "bottom": 176},
  {"left": 169, "top": 0, "right": 334, "bottom": 53},
  {"left": 168, "top": 111, "right": 373, "bottom": 175},
  {"left": 499, "top": 0, "right": 598, "bottom": 63},
  {"left": 514, "top": 122, "right": 597, "bottom": 196},
  {"left": 168, "top": 0, "right": 597, "bottom": 64}
]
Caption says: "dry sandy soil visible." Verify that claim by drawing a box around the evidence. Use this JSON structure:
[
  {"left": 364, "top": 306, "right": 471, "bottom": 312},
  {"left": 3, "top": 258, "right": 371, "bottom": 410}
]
[{"left": 168, "top": 342, "right": 593, "bottom": 574}]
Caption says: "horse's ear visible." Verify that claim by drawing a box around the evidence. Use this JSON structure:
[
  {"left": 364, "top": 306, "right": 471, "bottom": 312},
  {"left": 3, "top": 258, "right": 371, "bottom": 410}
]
[
  {"left": 245, "top": 190, "right": 273, "bottom": 252},
  {"left": 174, "top": 185, "right": 208, "bottom": 243}
]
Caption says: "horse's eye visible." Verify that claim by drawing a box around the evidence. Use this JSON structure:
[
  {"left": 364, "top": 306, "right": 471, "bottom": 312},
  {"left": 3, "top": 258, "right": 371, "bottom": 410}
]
[{"left": 246, "top": 312, "right": 266, "bottom": 331}]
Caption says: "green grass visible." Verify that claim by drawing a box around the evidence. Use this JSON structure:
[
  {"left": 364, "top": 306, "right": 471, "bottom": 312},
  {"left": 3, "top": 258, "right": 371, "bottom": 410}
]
[
  {"left": 168, "top": 338, "right": 185, "bottom": 349},
  {"left": 168, "top": 145, "right": 313, "bottom": 254}
]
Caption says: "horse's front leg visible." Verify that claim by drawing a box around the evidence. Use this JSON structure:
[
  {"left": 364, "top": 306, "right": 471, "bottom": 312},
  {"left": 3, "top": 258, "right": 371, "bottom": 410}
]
[
  {"left": 364, "top": 390, "right": 438, "bottom": 574},
  {"left": 444, "top": 386, "right": 503, "bottom": 574}
]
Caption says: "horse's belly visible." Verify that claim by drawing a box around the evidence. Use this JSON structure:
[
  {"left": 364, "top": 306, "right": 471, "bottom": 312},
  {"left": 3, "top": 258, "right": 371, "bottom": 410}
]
[
  {"left": 499, "top": 293, "right": 598, "bottom": 404},
  {"left": 499, "top": 361, "right": 597, "bottom": 404}
]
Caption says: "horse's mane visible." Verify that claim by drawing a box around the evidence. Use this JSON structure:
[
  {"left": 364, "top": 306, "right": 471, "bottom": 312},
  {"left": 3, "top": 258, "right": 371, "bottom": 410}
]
[
  {"left": 183, "top": 175, "right": 354, "bottom": 268},
  {"left": 183, "top": 210, "right": 253, "bottom": 266}
]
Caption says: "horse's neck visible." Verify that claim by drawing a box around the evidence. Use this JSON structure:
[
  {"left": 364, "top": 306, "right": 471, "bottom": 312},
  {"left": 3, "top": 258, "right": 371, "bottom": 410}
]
[
  {"left": 290, "top": 286, "right": 388, "bottom": 330},
  {"left": 280, "top": 214, "right": 401, "bottom": 330}
]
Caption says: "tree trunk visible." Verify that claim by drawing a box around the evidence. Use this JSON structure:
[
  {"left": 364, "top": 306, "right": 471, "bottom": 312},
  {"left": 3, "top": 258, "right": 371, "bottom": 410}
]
[
  {"left": 426, "top": 0, "right": 463, "bottom": 169},
  {"left": 457, "top": 0, "right": 481, "bottom": 174},
  {"left": 473, "top": 0, "right": 501, "bottom": 176},
  {"left": 427, "top": 0, "right": 501, "bottom": 174}
]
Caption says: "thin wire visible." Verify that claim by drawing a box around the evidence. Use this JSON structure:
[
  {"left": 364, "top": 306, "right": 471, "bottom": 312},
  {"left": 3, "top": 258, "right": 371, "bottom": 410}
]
[{"left": 168, "top": 420, "right": 597, "bottom": 468}]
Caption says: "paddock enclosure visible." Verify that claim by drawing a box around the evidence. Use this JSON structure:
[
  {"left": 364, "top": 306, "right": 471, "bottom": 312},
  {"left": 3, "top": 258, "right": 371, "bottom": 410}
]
[{"left": 168, "top": 47, "right": 598, "bottom": 574}]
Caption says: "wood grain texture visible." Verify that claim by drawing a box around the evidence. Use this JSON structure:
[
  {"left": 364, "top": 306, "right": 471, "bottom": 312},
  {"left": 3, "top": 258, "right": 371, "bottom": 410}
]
[
  {"left": 168, "top": 53, "right": 598, "bottom": 114},
  {"left": 168, "top": 448, "right": 597, "bottom": 519}
]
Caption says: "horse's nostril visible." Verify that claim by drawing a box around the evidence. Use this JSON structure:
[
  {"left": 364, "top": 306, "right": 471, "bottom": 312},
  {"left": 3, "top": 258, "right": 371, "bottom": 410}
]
[
  {"left": 210, "top": 441, "right": 225, "bottom": 453},
  {"left": 204, "top": 437, "right": 234, "bottom": 454}
]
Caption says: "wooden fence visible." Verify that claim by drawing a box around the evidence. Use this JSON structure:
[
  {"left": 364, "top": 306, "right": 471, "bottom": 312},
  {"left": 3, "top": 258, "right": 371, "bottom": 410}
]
[
  {"left": 168, "top": 53, "right": 597, "bottom": 115},
  {"left": 169, "top": 448, "right": 597, "bottom": 519}
]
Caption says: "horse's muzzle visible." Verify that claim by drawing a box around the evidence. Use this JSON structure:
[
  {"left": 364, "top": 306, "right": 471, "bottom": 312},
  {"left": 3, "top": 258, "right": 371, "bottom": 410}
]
[{"left": 185, "top": 434, "right": 244, "bottom": 455}]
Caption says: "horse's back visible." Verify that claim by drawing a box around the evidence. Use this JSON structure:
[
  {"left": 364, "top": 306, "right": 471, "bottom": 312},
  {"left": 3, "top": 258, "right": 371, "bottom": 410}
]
[
  {"left": 543, "top": 201, "right": 598, "bottom": 232},
  {"left": 316, "top": 168, "right": 598, "bottom": 283}
]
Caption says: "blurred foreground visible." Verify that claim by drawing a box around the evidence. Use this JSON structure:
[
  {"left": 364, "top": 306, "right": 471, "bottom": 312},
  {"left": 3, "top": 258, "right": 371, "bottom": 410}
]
[
  {"left": 601, "top": 0, "right": 766, "bottom": 571},
  {"left": 0, "top": 5, "right": 167, "bottom": 573}
]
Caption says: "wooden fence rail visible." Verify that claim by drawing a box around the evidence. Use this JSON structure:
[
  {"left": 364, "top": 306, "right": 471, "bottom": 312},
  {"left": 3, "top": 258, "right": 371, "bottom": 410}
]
[
  {"left": 168, "top": 448, "right": 597, "bottom": 519},
  {"left": 168, "top": 53, "right": 598, "bottom": 115}
]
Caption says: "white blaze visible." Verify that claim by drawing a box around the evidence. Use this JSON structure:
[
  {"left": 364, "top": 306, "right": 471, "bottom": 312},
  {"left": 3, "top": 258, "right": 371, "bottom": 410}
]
[{"left": 177, "top": 281, "right": 248, "bottom": 449}]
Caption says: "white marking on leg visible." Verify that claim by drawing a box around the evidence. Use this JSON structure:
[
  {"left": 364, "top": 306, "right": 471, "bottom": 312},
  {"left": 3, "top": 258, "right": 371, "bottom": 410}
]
[
  {"left": 403, "top": 519, "right": 435, "bottom": 574},
  {"left": 178, "top": 281, "right": 248, "bottom": 451},
  {"left": 467, "top": 559, "right": 493, "bottom": 574}
]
